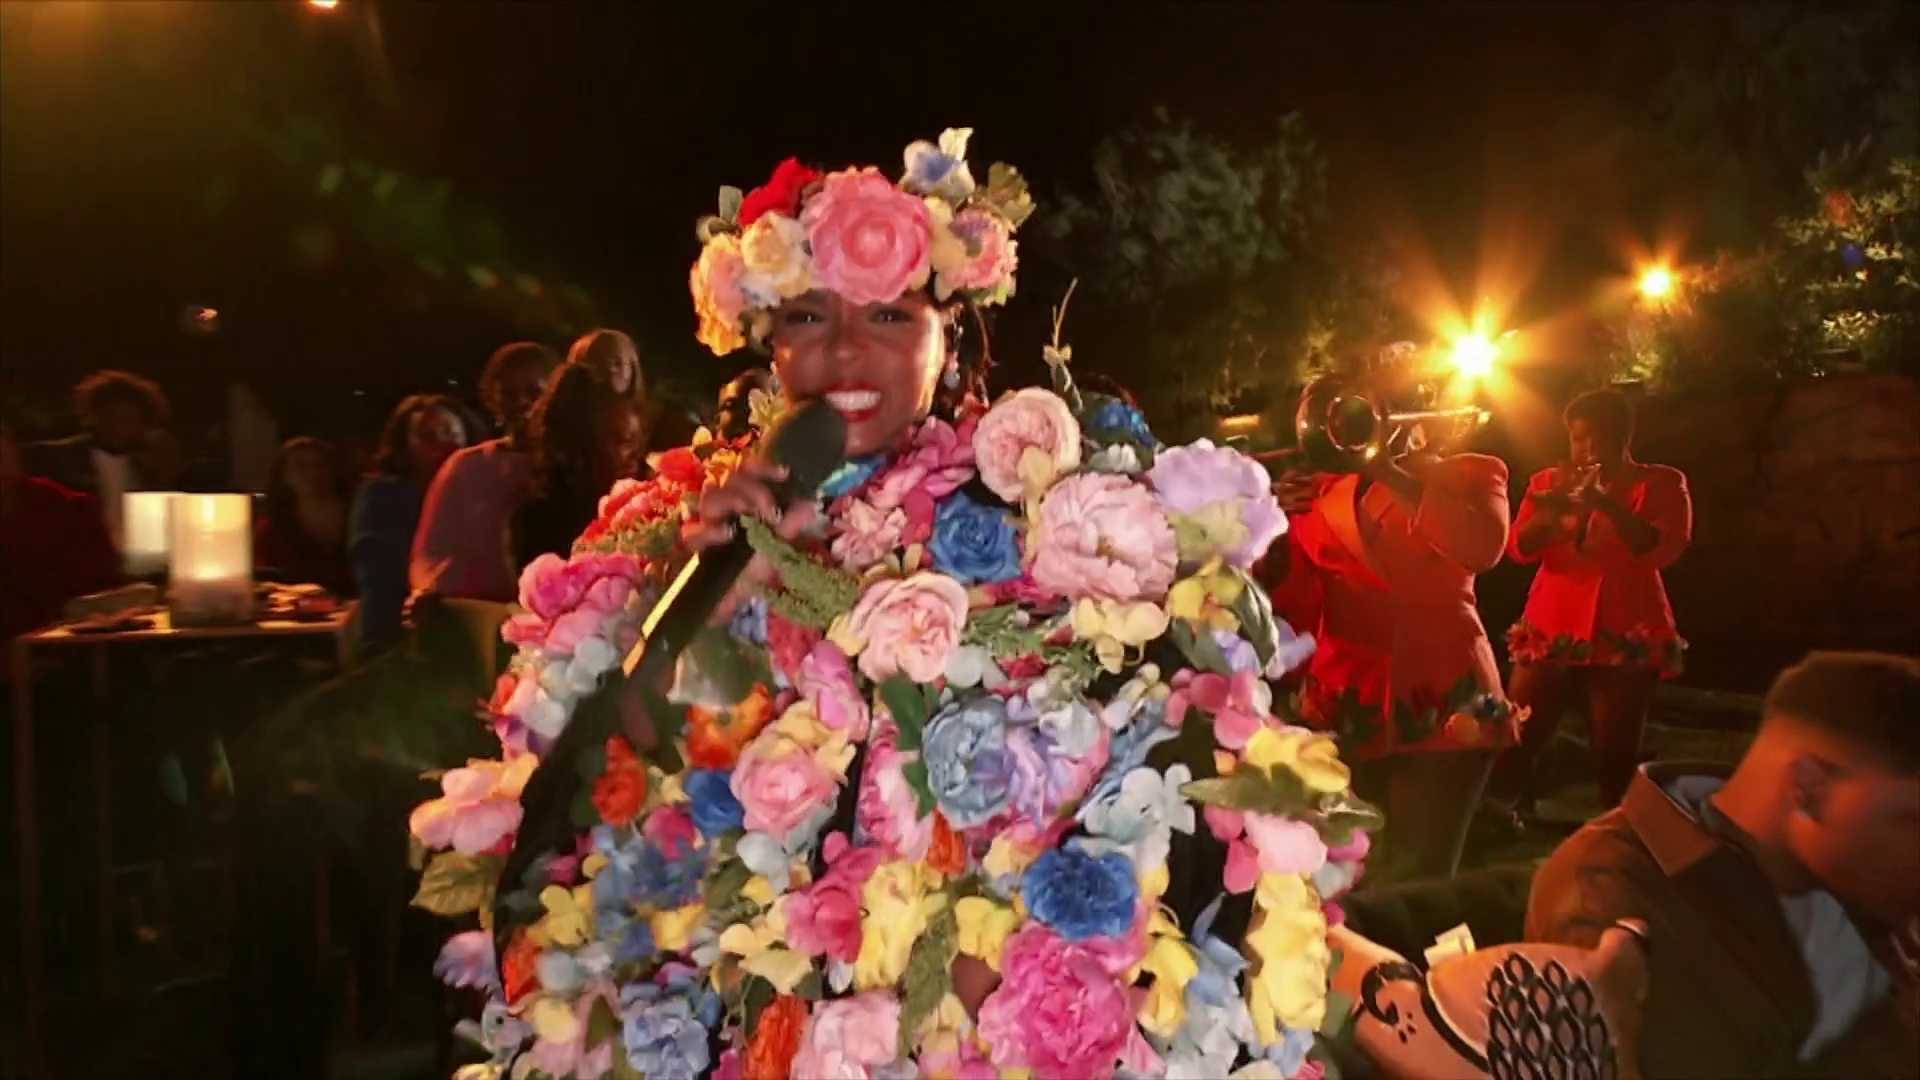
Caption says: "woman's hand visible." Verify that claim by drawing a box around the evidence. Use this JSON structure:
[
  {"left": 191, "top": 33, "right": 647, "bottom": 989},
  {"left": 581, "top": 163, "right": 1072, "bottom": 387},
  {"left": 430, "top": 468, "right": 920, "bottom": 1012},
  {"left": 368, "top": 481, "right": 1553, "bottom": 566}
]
[{"left": 683, "top": 460, "right": 818, "bottom": 551}]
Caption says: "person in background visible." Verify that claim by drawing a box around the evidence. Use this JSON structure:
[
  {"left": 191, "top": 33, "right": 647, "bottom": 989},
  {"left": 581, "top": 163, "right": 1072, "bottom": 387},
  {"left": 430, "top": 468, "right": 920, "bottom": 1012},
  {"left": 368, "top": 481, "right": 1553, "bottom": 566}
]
[
  {"left": 1500, "top": 388, "right": 1692, "bottom": 816},
  {"left": 25, "top": 369, "right": 179, "bottom": 549},
  {"left": 568, "top": 327, "right": 645, "bottom": 402},
  {"left": 2, "top": 411, "right": 120, "bottom": 643},
  {"left": 1527, "top": 651, "right": 1920, "bottom": 1077},
  {"left": 254, "top": 437, "right": 353, "bottom": 595},
  {"left": 513, "top": 362, "right": 648, "bottom": 567},
  {"left": 350, "top": 396, "right": 468, "bottom": 647},
  {"left": 1267, "top": 365, "right": 1513, "bottom": 880},
  {"left": 408, "top": 341, "right": 558, "bottom": 604},
  {"left": 713, "top": 367, "right": 772, "bottom": 441}
]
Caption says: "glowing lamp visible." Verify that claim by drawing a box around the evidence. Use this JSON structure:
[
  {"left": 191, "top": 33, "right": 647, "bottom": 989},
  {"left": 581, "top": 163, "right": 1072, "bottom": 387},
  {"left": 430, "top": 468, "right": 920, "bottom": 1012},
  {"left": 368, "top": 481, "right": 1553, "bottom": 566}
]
[
  {"left": 307, "top": 0, "right": 340, "bottom": 9},
  {"left": 1451, "top": 333, "right": 1499, "bottom": 379},
  {"left": 1637, "top": 266, "right": 1674, "bottom": 301},
  {"left": 122, "top": 491, "right": 184, "bottom": 577},
  {"left": 168, "top": 494, "right": 254, "bottom": 625}
]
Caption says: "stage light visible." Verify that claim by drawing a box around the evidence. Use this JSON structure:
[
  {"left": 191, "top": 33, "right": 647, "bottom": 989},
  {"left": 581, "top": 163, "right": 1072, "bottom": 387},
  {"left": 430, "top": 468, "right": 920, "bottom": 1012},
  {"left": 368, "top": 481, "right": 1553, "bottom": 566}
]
[
  {"left": 307, "top": 0, "right": 340, "bottom": 10},
  {"left": 1637, "top": 265, "right": 1674, "bottom": 301},
  {"left": 1450, "top": 332, "right": 1498, "bottom": 379}
]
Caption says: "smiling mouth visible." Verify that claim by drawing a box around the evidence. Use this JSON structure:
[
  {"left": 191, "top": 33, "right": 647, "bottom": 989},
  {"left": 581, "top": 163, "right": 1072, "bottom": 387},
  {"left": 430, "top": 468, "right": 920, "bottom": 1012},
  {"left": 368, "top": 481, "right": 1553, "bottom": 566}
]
[{"left": 823, "top": 387, "right": 882, "bottom": 420}]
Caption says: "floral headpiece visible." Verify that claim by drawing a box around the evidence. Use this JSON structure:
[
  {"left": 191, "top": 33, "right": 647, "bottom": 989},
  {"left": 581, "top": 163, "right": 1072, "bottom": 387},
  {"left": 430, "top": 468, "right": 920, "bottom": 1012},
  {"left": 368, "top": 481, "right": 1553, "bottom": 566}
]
[{"left": 689, "top": 128, "right": 1034, "bottom": 356}]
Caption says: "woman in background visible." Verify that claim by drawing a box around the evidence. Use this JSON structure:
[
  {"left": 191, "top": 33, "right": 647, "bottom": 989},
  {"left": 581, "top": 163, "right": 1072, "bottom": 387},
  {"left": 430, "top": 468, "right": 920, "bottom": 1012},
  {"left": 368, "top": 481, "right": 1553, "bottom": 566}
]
[
  {"left": 513, "top": 363, "right": 647, "bottom": 567},
  {"left": 254, "top": 437, "right": 353, "bottom": 594},
  {"left": 1501, "top": 388, "right": 1691, "bottom": 814},
  {"left": 349, "top": 395, "right": 467, "bottom": 647}
]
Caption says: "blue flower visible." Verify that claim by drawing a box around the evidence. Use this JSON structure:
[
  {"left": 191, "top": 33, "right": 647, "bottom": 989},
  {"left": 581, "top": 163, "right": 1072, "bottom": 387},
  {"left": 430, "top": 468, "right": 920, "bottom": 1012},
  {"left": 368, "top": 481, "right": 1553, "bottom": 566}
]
[
  {"left": 728, "top": 596, "right": 768, "bottom": 649},
  {"left": 592, "top": 824, "right": 705, "bottom": 911},
  {"left": 928, "top": 493, "right": 1022, "bottom": 584},
  {"left": 1085, "top": 395, "right": 1157, "bottom": 447},
  {"left": 903, "top": 128, "right": 977, "bottom": 202},
  {"left": 1022, "top": 845, "right": 1139, "bottom": 940},
  {"left": 619, "top": 987, "right": 714, "bottom": 1080},
  {"left": 922, "top": 696, "right": 1015, "bottom": 827},
  {"left": 596, "top": 904, "right": 657, "bottom": 966},
  {"left": 685, "top": 769, "right": 745, "bottom": 837},
  {"left": 818, "top": 453, "right": 887, "bottom": 500}
]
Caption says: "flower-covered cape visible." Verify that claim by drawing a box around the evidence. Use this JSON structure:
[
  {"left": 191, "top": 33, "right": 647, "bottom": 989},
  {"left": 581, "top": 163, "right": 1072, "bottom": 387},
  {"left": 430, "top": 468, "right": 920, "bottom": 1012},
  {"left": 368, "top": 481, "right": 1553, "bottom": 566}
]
[{"left": 412, "top": 133, "right": 1376, "bottom": 1080}]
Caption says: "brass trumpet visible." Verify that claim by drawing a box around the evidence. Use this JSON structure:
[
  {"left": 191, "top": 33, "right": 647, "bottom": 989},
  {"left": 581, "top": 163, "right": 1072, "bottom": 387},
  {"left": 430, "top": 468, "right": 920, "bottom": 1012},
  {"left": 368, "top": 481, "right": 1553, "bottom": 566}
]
[{"left": 1256, "top": 374, "right": 1490, "bottom": 473}]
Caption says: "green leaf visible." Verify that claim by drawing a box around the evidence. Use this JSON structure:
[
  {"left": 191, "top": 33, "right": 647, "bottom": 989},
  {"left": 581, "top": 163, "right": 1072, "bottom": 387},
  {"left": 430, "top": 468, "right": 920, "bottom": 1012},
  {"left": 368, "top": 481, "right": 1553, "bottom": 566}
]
[
  {"left": 1181, "top": 763, "right": 1311, "bottom": 815},
  {"left": 586, "top": 994, "right": 620, "bottom": 1051},
  {"left": 741, "top": 974, "right": 775, "bottom": 1033},
  {"left": 576, "top": 742, "right": 608, "bottom": 782},
  {"left": 411, "top": 851, "right": 503, "bottom": 917},
  {"left": 982, "top": 163, "right": 1035, "bottom": 228},
  {"left": 902, "top": 760, "right": 936, "bottom": 815},
  {"left": 1311, "top": 792, "right": 1385, "bottom": 847},
  {"left": 703, "top": 856, "right": 755, "bottom": 919},
  {"left": 898, "top": 900, "right": 959, "bottom": 1047},
  {"left": 570, "top": 785, "right": 600, "bottom": 829},
  {"left": 881, "top": 676, "right": 929, "bottom": 750},
  {"left": 1229, "top": 569, "right": 1281, "bottom": 666},
  {"left": 1168, "top": 619, "right": 1233, "bottom": 675}
]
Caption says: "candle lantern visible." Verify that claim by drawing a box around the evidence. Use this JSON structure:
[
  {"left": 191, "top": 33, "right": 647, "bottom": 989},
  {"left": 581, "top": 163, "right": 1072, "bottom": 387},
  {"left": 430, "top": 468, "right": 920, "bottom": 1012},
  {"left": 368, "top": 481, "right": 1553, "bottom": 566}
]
[
  {"left": 168, "top": 494, "right": 254, "bottom": 625},
  {"left": 122, "top": 491, "right": 183, "bottom": 577}
]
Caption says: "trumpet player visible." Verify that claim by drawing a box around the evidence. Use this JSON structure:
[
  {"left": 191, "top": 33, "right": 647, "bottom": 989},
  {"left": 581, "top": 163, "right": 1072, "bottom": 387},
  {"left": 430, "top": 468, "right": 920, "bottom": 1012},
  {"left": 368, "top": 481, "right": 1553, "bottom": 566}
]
[
  {"left": 1502, "top": 388, "right": 1693, "bottom": 816},
  {"left": 1266, "top": 371, "right": 1514, "bottom": 881}
]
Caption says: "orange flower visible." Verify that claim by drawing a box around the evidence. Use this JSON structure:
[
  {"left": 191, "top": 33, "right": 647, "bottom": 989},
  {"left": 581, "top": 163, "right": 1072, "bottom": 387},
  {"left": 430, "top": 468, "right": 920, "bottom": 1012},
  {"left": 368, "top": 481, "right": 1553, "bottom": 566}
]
[
  {"left": 927, "top": 811, "right": 967, "bottom": 877},
  {"left": 502, "top": 928, "right": 540, "bottom": 1005},
  {"left": 686, "top": 684, "right": 777, "bottom": 769},
  {"left": 744, "top": 993, "right": 808, "bottom": 1080},
  {"left": 591, "top": 735, "right": 648, "bottom": 826}
]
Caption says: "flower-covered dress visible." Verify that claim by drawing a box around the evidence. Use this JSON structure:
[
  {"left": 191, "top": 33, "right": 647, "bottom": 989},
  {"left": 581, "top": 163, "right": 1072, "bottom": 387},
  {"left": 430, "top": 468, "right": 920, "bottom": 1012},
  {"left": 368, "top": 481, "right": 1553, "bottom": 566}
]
[
  {"left": 409, "top": 372, "right": 1377, "bottom": 1080},
  {"left": 1505, "top": 463, "right": 1692, "bottom": 678}
]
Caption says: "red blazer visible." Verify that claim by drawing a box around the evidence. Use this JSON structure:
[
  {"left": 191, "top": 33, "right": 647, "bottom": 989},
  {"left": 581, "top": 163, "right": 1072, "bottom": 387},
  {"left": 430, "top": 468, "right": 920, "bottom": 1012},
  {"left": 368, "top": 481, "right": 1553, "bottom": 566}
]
[
  {"left": 1269, "top": 453, "right": 1511, "bottom": 760},
  {"left": 1508, "top": 462, "right": 1690, "bottom": 666}
]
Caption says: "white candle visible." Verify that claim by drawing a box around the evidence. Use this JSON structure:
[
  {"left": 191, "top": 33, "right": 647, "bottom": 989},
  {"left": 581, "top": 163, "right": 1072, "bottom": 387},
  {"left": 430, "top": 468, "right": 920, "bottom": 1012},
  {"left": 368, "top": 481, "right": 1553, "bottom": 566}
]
[
  {"left": 168, "top": 494, "right": 254, "bottom": 625},
  {"left": 122, "top": 491, "right": 183, "bottom": 576}
]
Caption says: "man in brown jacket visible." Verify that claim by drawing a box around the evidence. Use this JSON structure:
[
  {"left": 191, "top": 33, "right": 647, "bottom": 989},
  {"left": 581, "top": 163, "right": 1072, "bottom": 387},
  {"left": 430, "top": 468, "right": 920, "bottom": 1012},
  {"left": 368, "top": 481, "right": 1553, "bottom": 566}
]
[{"left": 1527, "top": 651, "right": 1920, "bottom": 1077}]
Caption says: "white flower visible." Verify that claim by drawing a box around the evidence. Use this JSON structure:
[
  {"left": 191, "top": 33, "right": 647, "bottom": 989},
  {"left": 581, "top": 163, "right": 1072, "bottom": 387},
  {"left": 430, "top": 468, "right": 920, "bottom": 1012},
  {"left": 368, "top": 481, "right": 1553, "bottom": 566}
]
[
  {"left": 509, "top": 674, "right": 569, "bottom": 740},
  {"left": 943, "top": 644, "right": 1004, "bottom": 690},
  {"left": 735, "top": 831, "right": 793, "bottom": 894},
  {"left": 1082, "top": 765, "right": 1195, "bottom": 873},
  {"left": 1037, "top": 698, "right": 1102, "bottom": 756},
  {"left": 902, "top": 127, "right": 977, "bottom": 203}
]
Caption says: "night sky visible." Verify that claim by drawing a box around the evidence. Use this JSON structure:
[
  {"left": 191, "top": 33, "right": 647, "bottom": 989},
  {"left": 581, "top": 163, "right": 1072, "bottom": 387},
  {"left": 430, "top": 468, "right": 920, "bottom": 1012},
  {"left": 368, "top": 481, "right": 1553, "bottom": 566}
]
[{"left": 0, "top": 1, "right": 1821, "bottom": 436}]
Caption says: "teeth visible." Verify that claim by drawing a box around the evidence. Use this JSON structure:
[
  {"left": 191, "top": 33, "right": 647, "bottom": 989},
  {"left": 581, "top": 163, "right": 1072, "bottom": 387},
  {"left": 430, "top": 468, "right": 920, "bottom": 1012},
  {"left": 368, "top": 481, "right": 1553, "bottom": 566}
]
[{"left": 825, "top": 390, "right": 880, "bottom": 412}]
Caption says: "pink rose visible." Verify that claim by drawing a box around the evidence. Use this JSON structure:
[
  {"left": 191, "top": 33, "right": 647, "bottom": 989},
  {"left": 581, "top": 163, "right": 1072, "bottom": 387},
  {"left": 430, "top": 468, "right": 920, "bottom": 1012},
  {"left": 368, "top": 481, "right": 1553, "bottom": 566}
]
[
  {"left": 503, "top": 552, "right": 640, "bottom": 653},
  {"left": 1243, "top": 813, "right": 1329, "bottom": 875},
  {"left": 1147, "top": 439, "right": 1287, "bottom": 568},
  {"left": 940, "top": 208, "right": 1018, "bottom": 294},
  {"left": 846, "top": 572, "right": 969, "bottom": 683},
  {"left": 855, "top": 723, "right": 932, "bottom": 861},
  {"left": 829, "top": 497, "right": 908, "bottom": 572},
  {"left": 782, "top": 840, "right": 884, "bottom": 962},
  {"left": 730, "top": 739, "right": 839, "bottom": 839},
  {"left": 690, "top": 233, "right": 752, "bottom": 355},
  {"left": 977, "top": 925, "right": 1133, "bottom": 1080},
  {"left": 790, "top": 991, "right": 901, "bottom": 1080},
  {"left": 1028, "top": 473, "right": 1177, "bottom": 602},
  {"left": 409, "top": 755, "right": 537, "bottom": 854},
  {"left": 866, "top": 416, "right": 978, "bottom": 511},
  {"left": 797, "top": 642, "right": 870, "bottom": 740},
  {"left": 972, "top": 388, "right": 1082, "bottom": 503},
  {"left": 801, "top": 168, "right": 931, "bottom": 306}
]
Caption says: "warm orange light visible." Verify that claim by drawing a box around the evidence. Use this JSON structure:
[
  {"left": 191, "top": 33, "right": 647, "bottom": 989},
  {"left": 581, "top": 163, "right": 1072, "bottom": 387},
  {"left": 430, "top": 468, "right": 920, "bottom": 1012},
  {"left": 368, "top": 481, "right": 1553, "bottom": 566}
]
[
  {"left": 1450, "top": 333, "right": 1499, "bottom": 379},
  {"left": 1637, "top": 265, "right": 1674, "bottom": 301},
  {"left": 307, "top": 0, "right": 340, "bottom": 10}
]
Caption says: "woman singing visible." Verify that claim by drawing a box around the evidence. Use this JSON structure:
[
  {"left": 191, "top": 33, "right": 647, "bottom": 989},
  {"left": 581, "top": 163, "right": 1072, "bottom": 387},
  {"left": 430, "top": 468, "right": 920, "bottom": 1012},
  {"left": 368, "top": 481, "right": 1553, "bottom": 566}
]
[{"left": 1503, "top": 388, "right": 1692, "bottom": 814}]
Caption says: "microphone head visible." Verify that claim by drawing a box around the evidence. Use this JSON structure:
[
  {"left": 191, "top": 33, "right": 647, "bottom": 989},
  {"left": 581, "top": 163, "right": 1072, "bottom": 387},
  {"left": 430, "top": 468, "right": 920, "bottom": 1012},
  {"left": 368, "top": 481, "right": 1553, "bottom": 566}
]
[{"left": 760, "top": 398, "right": 848, "bottom": 500}]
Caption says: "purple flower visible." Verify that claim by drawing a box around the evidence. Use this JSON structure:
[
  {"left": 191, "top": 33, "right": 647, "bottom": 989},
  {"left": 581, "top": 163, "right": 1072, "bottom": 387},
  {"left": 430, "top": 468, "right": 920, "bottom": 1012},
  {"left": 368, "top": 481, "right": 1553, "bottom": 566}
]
[{"left": 1148, "top": 439, "right": 1287, "bottom": 568}]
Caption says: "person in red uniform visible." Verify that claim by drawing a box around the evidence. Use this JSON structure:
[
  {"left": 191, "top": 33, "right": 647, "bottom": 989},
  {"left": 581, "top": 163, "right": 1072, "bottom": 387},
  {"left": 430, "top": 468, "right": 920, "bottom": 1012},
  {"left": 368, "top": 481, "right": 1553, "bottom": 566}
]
[
  {"left": 1269, "top": 408, "right": 1516, "bottom": 879},
  {"left": 1502, "top": 388, "right": 1692, "bottom": 814},
  {"left": 1, "top": 413, "right": 120, "bottom": 645}
]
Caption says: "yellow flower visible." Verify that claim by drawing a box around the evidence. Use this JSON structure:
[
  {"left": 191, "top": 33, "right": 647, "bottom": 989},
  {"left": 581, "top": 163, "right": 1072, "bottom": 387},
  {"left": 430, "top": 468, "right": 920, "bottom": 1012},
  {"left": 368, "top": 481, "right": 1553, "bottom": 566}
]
[
  {"left": 827, "top": 612, "right": 864, "bottom": 658},
  {"left": 1243, "top": 727, "right": 1351, "bottom": 794},
  {"left": 739, "top": 213, "right": 811, "bottom": 299},
  {"left": 532, "top": 884, "right": 595, "bottom": 949},
  {"left": 649, "top": 901, "right": 707, "bottom": 953},
  {"left": 740, "top": 874, "right": 778, "bottom": 908},
  {"left": 1072, "top": 598, "right": 1171, "bottom": 673},
  {"left": 528, "top": 995, "right": 580, "bottom": 1044},
  {"left": 1139, "top": 861, "right": 1170, "bottom": 901},
  {"left": 763, "top": 700, "right": 858, "bottom": 776},
  {"left": 1167, "top": 558, "right": 1244, "bottom": 634},
  {"left": 1137, "top": 934, "right": 1200, "bottom": 1038},
  {"left": 1169, "top": 501, "right": 1252, "bottom": 566},
  {"left": 1245, "top": 873, "right": 1331, "bottom": 1042},
  {"left": 1017, "top": 445, "right": 1060, "bottom": 507},
  {"left": 741, "top": 948, "right": 814, "bottom": 993},
  {"left": 856, "top": 862, "right": 944, "bottom": 989},
  {"left": 983, "top": 834, "right": 1042, "bottom": 879},
  {"left": 955, "top": 896, "right": 1020, "bottom": 972}
]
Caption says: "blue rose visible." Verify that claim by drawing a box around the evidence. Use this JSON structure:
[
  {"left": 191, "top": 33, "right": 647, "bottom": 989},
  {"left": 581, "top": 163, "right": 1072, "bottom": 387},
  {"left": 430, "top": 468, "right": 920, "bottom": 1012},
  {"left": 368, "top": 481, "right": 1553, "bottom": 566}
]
[
  {"left": 1022, "top": 845, "right": 1140, "bottom": 940},
  {"left": 685, "top": 769, "right": 746, "bottom": 836},
  {"left": 620, "top": 986, "right": 715, "bottom": 1080},
  {"left": 922, "top": 695, "right": 1015, "bottom": 827},
  {"left": 1086, "top": 396, "right": 1157, "bottom": 446},
  {"left": 929, "top": 492, "right": 1022, "bottom": 584}
]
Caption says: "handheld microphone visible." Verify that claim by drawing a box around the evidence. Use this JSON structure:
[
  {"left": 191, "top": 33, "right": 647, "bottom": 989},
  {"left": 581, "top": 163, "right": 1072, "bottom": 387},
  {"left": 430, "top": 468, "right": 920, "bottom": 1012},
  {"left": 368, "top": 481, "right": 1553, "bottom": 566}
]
[{"left": 493, "top": 400, "right": 846, "bottom": 962}]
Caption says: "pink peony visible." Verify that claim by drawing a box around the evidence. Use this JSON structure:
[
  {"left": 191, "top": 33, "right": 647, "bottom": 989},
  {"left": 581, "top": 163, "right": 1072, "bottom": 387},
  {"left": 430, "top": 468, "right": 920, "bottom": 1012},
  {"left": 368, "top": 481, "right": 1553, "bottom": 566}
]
[
  {"left": 790, "top": 991, "right": 901, "bottom": 1079},
  {"left": 972, "top": 388, "right": 1081, "bottom": 503},
  {"left": 939, "top": 208, "right": 1018, "bottom": 294},
  {"left": 408, "top": 755, "right": 537, "bottom": 854},
  {"left": 865, "top": 416, "right": 979, "bottom": 511},
  {"left": 977, "top": 925, "right": 1134, "bottom": 1080},
  {"left": 1243, "top": 813, "right": 1329, "bottom": 875},
  {"left": 1167, "top": 668, "right": 1272, "bottom": 748},
  {"left": 730, "top": 738, "right": 840, "bottom": 839},
  {"left": 829, "top": 497, "right": 908, "bottom": 572},
  {"left": 781, "top": 839, "right": 884, "bottom": 962},
  {"left": 855, "top": 723, "right": 933, "bottom": 861},
  {"left": 502, "top": 552, "right": 640, "bottom": 654},
  {"left": 797, "top": 642, "right": 870, "bottom": 740},
  {"left": 801, "top": 168, "right": 931, "bottom": 306},
  {"left": 1147, "top": 438, "right": 1288, "bottom": 568},
  {"left": 1028, "top": 473, "right": 1177, "bottom": 602},
  {"left": 845, "top": 572, "right": 969, "bottom": 683},
  {"left": 690, "top": 233, "right": 752, "bottom": 355}
]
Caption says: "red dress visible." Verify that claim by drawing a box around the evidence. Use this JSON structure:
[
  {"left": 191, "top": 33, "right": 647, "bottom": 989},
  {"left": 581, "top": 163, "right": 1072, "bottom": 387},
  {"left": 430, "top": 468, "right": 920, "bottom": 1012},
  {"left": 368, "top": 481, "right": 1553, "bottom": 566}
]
[
  {"left": 1505, "top": 462, "right": 1691, "bottom": 677},
  {"left": 1, "top": 477, "right": 120, "bottom": 643},
  {"left": 1268, "top": 454, "right": 1514, "bottom": 761}
]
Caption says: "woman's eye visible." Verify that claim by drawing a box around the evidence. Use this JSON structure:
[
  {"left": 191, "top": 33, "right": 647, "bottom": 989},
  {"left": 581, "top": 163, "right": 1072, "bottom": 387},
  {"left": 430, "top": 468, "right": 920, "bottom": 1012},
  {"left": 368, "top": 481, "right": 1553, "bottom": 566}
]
[
  {"left": 783, "top": 309, "right": 823, "bottom": 325},
  {"left": 870, "top": 307, "right": 910, "bottom": 324}
]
